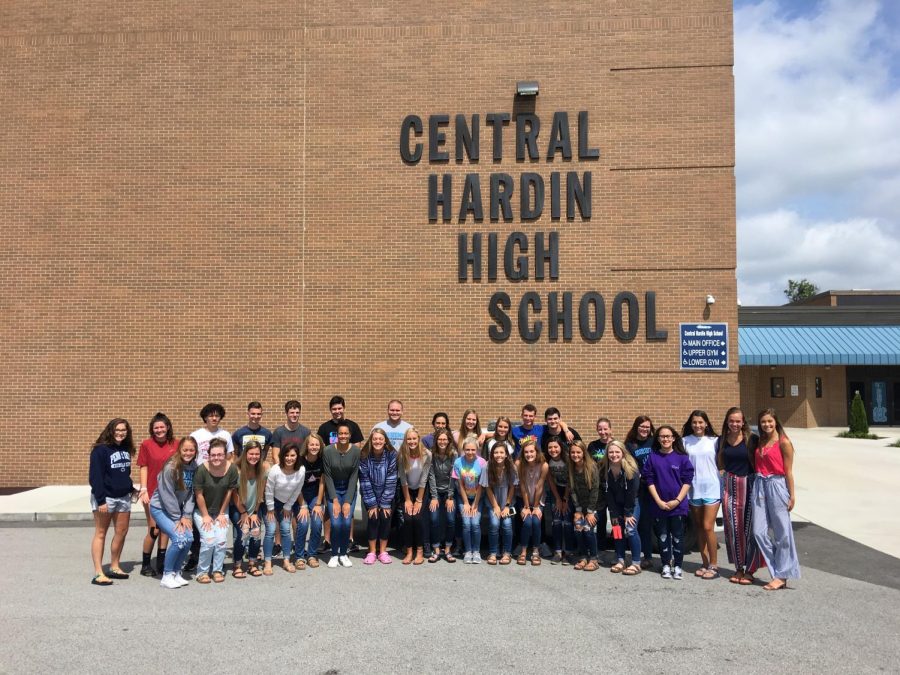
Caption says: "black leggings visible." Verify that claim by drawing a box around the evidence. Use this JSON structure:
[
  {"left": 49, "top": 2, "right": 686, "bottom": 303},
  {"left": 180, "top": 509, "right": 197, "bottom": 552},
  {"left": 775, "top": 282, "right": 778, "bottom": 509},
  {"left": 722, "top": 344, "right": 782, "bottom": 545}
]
[
  {"left": 367, "top": 508, "right": 391, "bottom": 542},
  {"left": 403, "top": 506, "right": 425, "bottom": 548}
]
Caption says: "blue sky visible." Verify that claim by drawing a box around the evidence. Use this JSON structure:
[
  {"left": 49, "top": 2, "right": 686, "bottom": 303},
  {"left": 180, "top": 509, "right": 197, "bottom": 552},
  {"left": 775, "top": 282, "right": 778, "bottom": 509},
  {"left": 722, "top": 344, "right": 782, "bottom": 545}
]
[{"left": 734, "top": 0, "right": 900, "bottom": 304}]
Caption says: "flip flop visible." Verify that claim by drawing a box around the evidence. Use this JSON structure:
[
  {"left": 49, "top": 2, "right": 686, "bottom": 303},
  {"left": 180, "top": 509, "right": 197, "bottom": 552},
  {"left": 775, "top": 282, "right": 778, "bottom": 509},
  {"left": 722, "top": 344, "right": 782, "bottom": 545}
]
[
  {"left": 107, "top": 568, "right": 129, "bottom": 580},
  {"left": 91, "top": 574, "right": 113, "bottom": 586},
  {"left": 702, "top": 566, "right": 720, "bottom": 580}
]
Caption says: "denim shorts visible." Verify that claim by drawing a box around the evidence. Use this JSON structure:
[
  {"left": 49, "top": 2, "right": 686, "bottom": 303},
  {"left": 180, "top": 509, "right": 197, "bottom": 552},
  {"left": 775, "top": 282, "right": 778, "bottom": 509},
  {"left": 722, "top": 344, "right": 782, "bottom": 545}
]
[
  {"left": 688, "top": 497, "right": 720, "bottom": 507},
  {"left": 90, "top": 494, "right": 132, "bottom": 513}
]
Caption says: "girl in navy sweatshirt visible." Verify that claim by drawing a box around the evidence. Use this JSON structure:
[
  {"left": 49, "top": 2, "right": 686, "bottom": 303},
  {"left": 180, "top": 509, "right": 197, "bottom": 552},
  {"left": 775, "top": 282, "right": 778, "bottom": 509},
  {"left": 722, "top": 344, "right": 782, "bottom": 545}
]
[
  {"left": 88, "top": 418, "right": 136, "bottom": 586},
  {"left": 603, "top": 440, "right": 643, "bottom": 575},
  {"left": 359, "top": 428, "right": 398, "bottom": 565}
]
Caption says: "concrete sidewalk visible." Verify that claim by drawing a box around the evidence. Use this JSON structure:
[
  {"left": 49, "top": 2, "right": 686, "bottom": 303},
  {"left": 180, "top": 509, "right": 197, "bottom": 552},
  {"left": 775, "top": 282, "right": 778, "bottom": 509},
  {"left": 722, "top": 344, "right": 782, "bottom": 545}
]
[{"left": 3, "top": 427, "right": 899, "bottom": 558}]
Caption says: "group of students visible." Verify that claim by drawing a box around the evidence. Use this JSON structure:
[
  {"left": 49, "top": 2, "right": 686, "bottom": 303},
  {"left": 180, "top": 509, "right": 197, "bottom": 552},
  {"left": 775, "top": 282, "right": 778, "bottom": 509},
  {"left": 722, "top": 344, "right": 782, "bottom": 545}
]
[{"left": 88, "top": 397, "right": 800, "bottom": 591}]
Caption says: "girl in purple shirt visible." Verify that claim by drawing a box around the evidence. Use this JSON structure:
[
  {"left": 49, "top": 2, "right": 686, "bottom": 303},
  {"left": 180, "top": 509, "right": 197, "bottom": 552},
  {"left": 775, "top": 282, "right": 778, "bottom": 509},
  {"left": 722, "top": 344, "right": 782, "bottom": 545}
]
[{"left": 641, "top": 425, "right": 694, "bottom": 581}]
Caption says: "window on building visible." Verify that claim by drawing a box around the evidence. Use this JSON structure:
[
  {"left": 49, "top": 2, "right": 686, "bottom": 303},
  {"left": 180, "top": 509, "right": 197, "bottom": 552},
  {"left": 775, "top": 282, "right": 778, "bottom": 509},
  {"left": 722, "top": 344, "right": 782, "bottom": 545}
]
[
  {"left": 815, "top": 377, "right": 823, "bottom": 398},
  {"left": 771, "top": 377, "right": 785, "bottom": 398}
]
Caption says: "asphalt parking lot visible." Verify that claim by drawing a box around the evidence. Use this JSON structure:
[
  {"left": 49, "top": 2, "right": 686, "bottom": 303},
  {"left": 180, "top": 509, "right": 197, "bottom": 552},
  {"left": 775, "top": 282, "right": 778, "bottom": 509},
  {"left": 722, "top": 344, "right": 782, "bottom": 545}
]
[{"left": 1, "top": 521, "right": 898, "bottom": 674}]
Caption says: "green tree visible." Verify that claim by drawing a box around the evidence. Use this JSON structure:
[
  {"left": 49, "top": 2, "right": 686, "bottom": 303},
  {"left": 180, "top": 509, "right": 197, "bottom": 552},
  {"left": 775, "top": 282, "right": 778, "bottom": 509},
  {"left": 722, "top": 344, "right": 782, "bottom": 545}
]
[
  {"left": 784, "top": 278, "right": 819, "bottom": 303},
  {"left": 849, "top": 391, "right": 869, "bottom": 436}
]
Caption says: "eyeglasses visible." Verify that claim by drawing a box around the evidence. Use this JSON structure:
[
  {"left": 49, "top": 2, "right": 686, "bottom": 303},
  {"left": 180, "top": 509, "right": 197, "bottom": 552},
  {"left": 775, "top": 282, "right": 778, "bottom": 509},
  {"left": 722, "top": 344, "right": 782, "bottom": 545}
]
[{"left": 658, "top": 435, "right": 674, "bottom": 440}]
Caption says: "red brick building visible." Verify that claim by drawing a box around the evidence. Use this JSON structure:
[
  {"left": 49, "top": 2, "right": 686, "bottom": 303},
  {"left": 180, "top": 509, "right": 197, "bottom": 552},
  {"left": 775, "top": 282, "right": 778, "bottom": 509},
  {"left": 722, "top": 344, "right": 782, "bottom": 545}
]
[{"left": 0, "top": 1, "right": 738, "bottom": 486}]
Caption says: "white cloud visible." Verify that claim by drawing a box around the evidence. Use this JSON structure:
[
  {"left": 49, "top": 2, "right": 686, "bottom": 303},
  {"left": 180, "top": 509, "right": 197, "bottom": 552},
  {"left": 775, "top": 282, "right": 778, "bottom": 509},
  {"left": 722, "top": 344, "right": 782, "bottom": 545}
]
[
  {"left": 734, "top": 0, "right": 900, "bottom": 303},
  {"left": 737, "top": 209, "right": 900, "bottom": 304}
]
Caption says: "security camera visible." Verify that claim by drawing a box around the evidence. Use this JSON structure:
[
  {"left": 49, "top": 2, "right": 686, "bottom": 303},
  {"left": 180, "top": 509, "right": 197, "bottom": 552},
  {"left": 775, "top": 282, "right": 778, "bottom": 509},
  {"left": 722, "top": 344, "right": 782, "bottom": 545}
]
[{"left": 706, "top": 294, "right": 716, "bottom": 305}]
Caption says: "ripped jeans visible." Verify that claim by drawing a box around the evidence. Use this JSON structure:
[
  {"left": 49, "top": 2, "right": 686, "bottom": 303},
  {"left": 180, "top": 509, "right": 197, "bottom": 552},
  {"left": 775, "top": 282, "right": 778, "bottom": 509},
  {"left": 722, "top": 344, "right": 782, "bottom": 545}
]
[
  {"left": 149, "top": 505, "right": 194, "bottom": 575},
  {"left": 192, "top": 511, "right": 229, "bottom": 575},
  {"left": 653, "top": 515, "right": 686, "bottom": 567}
]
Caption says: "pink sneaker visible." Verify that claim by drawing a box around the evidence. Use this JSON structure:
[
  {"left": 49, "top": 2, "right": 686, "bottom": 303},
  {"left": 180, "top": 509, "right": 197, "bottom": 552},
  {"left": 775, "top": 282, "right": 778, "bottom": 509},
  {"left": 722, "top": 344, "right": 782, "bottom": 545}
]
[
  {"left": 378, "top": 552, "right": 392, "bottom": 565},
  {"left": 363, "top": 552, "right": 377, "bottom": 565}
]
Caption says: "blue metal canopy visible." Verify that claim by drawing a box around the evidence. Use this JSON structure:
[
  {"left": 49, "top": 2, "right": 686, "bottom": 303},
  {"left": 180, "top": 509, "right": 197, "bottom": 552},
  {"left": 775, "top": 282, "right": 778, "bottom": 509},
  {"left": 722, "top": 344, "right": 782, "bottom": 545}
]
[{"left": 738, "top": 325, "right": 900, "bottom": 366}]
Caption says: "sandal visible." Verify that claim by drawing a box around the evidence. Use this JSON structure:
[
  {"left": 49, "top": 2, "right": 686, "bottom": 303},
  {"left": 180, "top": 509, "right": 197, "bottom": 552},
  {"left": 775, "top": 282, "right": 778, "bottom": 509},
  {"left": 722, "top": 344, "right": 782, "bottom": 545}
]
[
  {"left": 763, "top": 579, "right": 788, "bottom": 591},
  {"left": 307, "top": 557, "right": 320, "bottom": 569},
  {"left": 247, "top": 563, "right": 263, "bottom": 577},
  {"left": 610, "top": 562, "right": 625, "bottom": 574},
  {"left": 730, "top": 570, "right": 743, "bottom": 584},
  {"left": 107, "top": 568, "right": 129, "bottom": 580},
  {"left": 574, "top": 559, "right": 587, "bottom": 571},
  {"left": 212, "top": 571, "right": 225, "bottom": 583},
  {"left": 295, "top": 559, "right": 307, "bottom": 571},
  {"left": 413, "top": 550, "right": 425, "bottom": 565},
  {"left": 197, "top": 574, "right": 212, "bottom": 584},
  {"left": 702, "top": 566, "right": 720, "bottom": 580},
  {"left": 531, "top": 553, "right": 541, "bottom": 566},
  {"left": 428, "top": 551, "right": 440, "bottom": 563},
  {"left": 499, "top": 553, "right": 511, "bottom": 565},
  {"left": 91, "top": 574, "right": 113, "bottom": 586},
  {"left": 695, "top": 565, "right": 708, "bottom": 577},
  {"left": 263, "top": 562, "right": 273, "bottom": 576},
  {"left": 517, "top": 552, "right": 527, "bottom": 565},
  {"left": 584, "top": 560, "right": 599, "bottom": 572},
  {"left": 444, "top": 552, "right": 456, "bottom": 563},
  {"left": 487, "top": 554, "right": 498, "bottom": 565},
  {"left": 622, "top": 564, "right": 641, "bottom": 576},
  {"left": 232, "top": 564, "right": 246, "bottom": 579},
  {"left": 739, "top": 574, "right": 755, "bottom": 586},
  {"left": 282, "top": 561, "right": 296, "bottom": 573}
]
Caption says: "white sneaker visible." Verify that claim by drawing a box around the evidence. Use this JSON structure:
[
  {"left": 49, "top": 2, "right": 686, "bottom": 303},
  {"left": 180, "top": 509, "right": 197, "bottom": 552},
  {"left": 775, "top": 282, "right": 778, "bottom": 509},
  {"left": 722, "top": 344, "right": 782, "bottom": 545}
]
[
  {"left": 327, "top": 556, "right": 340, "bottom": 568},
  {"left": 463, "top": 552, "right": 473, "bottom": 564},
  {"left": 661, "top": 564, "right": 672, "bottom": 579},
  {"left": 673, "top": 566, "right": 683, "bottom": 580},
  {"left": 160, "top": 573, "right": 180, "bottom": 589},
  {"left": 471, "top": 552, "right": 482, "bottom": 564},
  {"left": 174, "top": 573, "right": 189, "bottom": 587},
  {"left": 339, "top": 555, "right": 353, "bottom": 568}
]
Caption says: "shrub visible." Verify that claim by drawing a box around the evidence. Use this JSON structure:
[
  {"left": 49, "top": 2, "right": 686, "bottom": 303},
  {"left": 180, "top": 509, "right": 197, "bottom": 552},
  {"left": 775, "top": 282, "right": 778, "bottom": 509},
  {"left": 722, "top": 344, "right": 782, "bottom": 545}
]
[{"left": 849, "top": 391, "right": 869, "bottom": 436}]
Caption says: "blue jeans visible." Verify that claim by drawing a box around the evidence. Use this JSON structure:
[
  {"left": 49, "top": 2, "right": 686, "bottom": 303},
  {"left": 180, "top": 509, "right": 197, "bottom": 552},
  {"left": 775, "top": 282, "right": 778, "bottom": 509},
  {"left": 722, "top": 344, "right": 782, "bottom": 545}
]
[
  {"left": 272, "top": 499, "right": 300, "bottom": 561},
  {"left": 192, "top": 511, "right": 228, "bottom": 575},
  {"left": 429, "top": 491, "right": 456, "bottom": 550},
  {"left": 487, "top": 507, "right": 513, "bottom": 556},
  {"left": 654, "top": 514, "right": 686, "bottom": 567},
  {"left": 149, "top": 506, "right": 193, "bottom": 575},
  {"left": 612, "top": 501, "right": 642, "bottom": 564},
  {"left": 330, "top": 487, "right": 357, "bottom": 556},
  {"left": 455, "top": 492, "right": 483, "bottom": 553},
  {"left": 573, "top": 513, "right": 598, "bottom": 560},
  {"left": 229, "top": 504, "right": 266, "bottom": 563},
  {"left": 638, "top": 491, "right": 655, "bottom": 561},
  {"left": 546, "top": 491, "right": 575, "bottom": 553},
  {"left": 295, "top": 495, "right": 323, "bottom": 559},
  {"left": 520, "top": 510, "right": 543, "bottom": 551}
]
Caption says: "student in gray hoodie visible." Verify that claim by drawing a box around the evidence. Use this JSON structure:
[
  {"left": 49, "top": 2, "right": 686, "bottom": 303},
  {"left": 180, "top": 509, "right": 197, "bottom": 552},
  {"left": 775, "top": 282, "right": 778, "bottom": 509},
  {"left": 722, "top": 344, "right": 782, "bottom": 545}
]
[{"left": 149, "top": 437, "right": 199, "bottom": 589}]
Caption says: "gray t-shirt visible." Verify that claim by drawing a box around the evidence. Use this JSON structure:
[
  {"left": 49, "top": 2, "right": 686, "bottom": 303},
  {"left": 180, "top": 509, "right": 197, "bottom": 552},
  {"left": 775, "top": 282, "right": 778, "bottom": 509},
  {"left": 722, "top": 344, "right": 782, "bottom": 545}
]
[{"left": 480, "top": 465, "right": 519, "bottom": 508}]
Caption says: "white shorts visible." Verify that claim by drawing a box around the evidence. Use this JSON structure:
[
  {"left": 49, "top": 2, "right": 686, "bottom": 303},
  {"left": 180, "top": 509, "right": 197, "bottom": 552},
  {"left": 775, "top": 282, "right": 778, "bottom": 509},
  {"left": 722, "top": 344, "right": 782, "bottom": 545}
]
[{"left": 90, "top": 494, "right": 132, "bottom": 513}]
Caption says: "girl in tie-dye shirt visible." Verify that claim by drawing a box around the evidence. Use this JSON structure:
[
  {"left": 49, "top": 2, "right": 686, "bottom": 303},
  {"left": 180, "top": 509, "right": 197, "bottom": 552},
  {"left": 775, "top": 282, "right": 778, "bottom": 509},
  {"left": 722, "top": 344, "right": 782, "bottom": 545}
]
[{"left": 452, "top": 436, "right": 487, "bottom": 563}]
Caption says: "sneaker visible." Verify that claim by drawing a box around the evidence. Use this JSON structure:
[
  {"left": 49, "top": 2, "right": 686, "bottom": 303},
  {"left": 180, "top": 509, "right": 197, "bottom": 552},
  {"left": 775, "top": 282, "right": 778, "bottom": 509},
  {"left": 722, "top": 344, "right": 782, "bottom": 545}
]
[
  {"left": 562, "top": 554, "right": 575, "bottom": 566},
  {"left": 363, "top": 552, "right": 377, "bottom": 565},
  {"left": 160, "top": 573, "right": 180, "bottom": 589},
  {"left": 471, "top": 552, "right": 482, "bottom": 564},
  {"left": 661, "top": 564, "right": 672, "bottom": 579},
  {"left": 463, "top": 552, "right": 473, "bottom": 564},
  {"left": 673, "top": 566, "right": 683, "bottom": 580},
  {"left": 551, "top": 552, "right": 563, "bottom": 565},
  {"left": 184, "top": 557, "right": 198, "bottom": 572},
  {"left": 339, "top": 555, "right": 353, "bottom": 568},
  {"left": 318, "top": 540, "right": 330, "bottom": 554},
  {"left": 174, "top": 573, "right": 189, "bottom": 587},
  {"left": 640, "top": 559, "right": 654, "bottom": 570},
  {"left": 140, "top": 564, "right": 155, "bottom": 577},
  {"left": 273, "top": 544, "right": 283, "bottom": 559},
  {"left": 327, "top": 556, "right": 340, "bottom": 568},
  {"left": 348, "top": 540, "right": 361, "bottom": 553},
  {"left": 378, "top": 552, "right": 392, "bottom": 565}
]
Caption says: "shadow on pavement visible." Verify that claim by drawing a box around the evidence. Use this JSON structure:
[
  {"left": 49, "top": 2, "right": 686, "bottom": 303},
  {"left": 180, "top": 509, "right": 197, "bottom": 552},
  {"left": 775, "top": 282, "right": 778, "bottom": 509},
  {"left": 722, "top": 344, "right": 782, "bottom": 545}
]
[{"left": 794, "top": 521, "right": 900, "bottom": 591}]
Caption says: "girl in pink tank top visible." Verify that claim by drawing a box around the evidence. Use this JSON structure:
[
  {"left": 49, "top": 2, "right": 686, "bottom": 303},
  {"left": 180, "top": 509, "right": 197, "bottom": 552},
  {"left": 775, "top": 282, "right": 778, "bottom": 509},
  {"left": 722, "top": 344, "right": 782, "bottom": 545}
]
[{"left": 751, "top": 409, "right": 800, "bottom": 590}]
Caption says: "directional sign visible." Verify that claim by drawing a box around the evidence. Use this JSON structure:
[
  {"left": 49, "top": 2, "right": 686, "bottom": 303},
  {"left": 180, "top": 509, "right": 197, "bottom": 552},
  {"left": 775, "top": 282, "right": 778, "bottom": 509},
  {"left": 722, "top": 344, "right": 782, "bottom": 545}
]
[{"left": 679, "top": 323, "right": 728, "bottom": 370}]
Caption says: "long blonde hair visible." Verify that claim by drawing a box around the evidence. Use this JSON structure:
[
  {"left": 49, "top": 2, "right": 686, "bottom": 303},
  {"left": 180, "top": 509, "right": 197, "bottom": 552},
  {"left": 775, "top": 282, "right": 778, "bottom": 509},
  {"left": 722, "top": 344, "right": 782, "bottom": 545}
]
[
  {"left": 237, "top": 440, "right": 266, "bottom": 511},
  {"left": 600, "top": 440, "right": 638, "bottom": 480},
  {"left": 399, "top": 427, "right": 430, "bottom": 473},
  {"left": 567, "top": 440, "right": 598, "bottom": 491}
]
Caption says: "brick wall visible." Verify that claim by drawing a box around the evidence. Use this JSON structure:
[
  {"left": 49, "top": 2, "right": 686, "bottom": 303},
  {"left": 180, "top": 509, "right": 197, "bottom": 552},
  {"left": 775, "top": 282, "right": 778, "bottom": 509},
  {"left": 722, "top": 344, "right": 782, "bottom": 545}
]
[
  {"left": 0, "top": 1, "right": 738, "bottom": 486},
  {"left": 740, "top": 365, "right": 848, "bottom": 428}
]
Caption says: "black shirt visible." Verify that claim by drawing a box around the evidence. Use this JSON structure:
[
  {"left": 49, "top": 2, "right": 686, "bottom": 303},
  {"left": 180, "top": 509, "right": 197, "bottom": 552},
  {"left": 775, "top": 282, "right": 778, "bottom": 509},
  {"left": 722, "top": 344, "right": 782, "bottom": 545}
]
[
  {"left": 317, "top": 419, "right": 364, "bottom": 446},
  {"left": 541, "top": 427, "right": 581, "bottom": 455}
]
